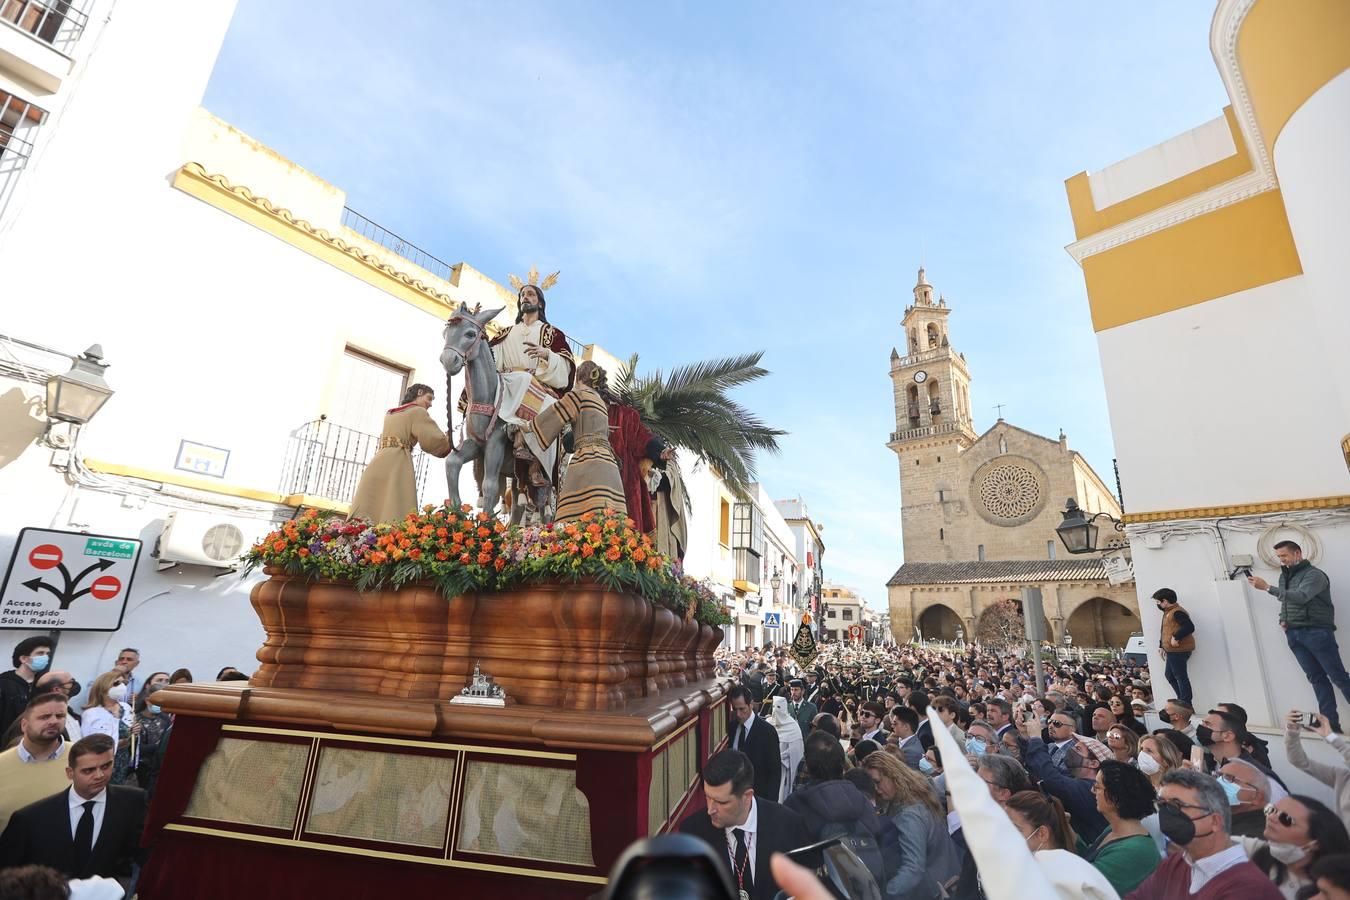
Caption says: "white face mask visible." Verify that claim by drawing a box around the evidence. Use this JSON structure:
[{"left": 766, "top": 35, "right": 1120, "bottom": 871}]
[
  {"left": 107, "top": 684, "right": 128, "bottom": 702},
  {"left": 1268, "top": 841, "right": 1311, "bottom": 865},
  {"left": 1137, "top": 751, "right": 1161, "bottom": 775}
]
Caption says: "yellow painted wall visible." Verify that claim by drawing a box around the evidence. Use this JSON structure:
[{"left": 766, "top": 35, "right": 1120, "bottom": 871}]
[{"left": 1237, "top": 0, "right": 1350, "bottom": 148}]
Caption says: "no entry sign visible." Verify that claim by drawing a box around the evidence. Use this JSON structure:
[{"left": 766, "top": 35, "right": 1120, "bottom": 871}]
[{"left": 0, "top": 528, "right": 141, "bottom": 631}]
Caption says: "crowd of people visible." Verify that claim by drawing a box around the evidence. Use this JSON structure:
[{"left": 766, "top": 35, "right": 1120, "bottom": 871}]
[
  {"left": 681, "top": 640, "right": 1350, "bottom": 900},
  {"left": 0, "top": 636, "right": 248, "bottom": 897}
]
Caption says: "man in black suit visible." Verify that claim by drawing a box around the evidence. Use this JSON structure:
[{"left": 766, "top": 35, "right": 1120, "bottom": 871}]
[
  {"left": 0, "top": 733, "right": 147, "bottom": 879},
  {"left": 727, "top": 684, "right": 782, "bottom": 802},
  {"left": 679, "top": 749, "right": 812, "bottom": 900}
]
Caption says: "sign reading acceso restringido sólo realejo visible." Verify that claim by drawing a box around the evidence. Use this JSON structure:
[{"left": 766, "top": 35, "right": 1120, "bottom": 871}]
[{"left": 0, "top": 527, "right": 141, "bottom": 631}]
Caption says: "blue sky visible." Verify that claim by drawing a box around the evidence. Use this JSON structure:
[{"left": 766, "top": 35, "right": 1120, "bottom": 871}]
[{"left": 204, "top": 1, "right": 1229, "bottom": 606}]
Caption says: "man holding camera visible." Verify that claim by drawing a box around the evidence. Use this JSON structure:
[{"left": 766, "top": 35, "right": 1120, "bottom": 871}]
[{"left": 1249, "top": 540, "right": 1350, "bottom": 732}]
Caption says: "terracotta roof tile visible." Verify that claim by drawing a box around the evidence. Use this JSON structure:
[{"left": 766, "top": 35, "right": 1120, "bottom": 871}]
[{"left": 887, "top": 558, "right": 1109, "bottom": 586}]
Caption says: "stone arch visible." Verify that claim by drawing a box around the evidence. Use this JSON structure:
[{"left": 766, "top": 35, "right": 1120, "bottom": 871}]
[
  {"left": 916, "top": 603, "right": 963, "bottom": 641},
  {"left": 1065, "top": 597, "right": 1141, "bottom": 649}
]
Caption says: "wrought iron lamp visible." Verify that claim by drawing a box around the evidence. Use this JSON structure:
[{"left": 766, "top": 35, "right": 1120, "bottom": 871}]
[
  {"left": 46, "top": 344, "right": 113, "bottom": 424},
  {"left": 1055, "top": 497, "right": 1123, "bottom": 555}
]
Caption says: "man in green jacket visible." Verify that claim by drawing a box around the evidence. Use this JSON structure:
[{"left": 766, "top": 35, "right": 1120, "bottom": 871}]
[{"left": 1250, "top": 540, "right": 1350, "bottom": 731}]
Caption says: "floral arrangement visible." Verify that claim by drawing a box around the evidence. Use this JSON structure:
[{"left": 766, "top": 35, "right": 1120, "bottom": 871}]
[{"left": 244, "top": 505, "right": 732, "bottom": 627}]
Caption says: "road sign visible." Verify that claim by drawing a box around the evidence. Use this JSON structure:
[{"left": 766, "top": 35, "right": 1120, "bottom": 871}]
[
  {"left": 1, "top": 528, "right": 141, "bottom": 631},
  {"left": 763, "top": 612, "right": 781, "bottom": 628}
]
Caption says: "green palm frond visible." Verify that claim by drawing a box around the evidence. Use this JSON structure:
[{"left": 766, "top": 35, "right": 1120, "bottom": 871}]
[{"left": 616, "top": 352, "right": 786, "bottom": 499}]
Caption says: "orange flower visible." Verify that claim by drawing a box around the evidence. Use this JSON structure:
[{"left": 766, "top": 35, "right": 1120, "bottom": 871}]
[
  {"left": 435, "top": 550, "right": 449, "bottom": 561},
  {"left": 477, "top": 512, "right": 489, "bottom": 522},
  {"left": 398, "top": 538, "right": 411, "bottom": 549},
  {"left": 409, "top": 548, "right": 422, "bottom": 560},
  {"left": 586, "top": 523, "right": 602, "bottom": 535},
  {"left": 298, "top": 548, "right": 309, "bottom": 557},
  {"left": 646, "top": 556, "right": 661, "bottom": 569},
  {"left": 564, "top": 524, "right": 579, "bottom": 537},
  {"left": 494, "top": 558, "right": 505, "bottom": 571},
  {"left": 566, "top": 542, "right": 580, "bottom": 555},
  {"left": 606, "top": 546, "right": 622, "bottom": 561},
  {"left": 392, "top": 548, "right": 405, "bottom": 560},
  {"left": 477, "top": 527, "right": 491, "bottom": 538},
  {"left": 461, "top": 503, "right": 473, "bottom": 513},
  {"left": 626, "top": 537, "right": 638, "bottom": 549},
  {"left": 633, "top": 548, "right": 646, "bottom": 563},
  {"left": 371, "top": 551, "right": 388, "bottom": 565},
  {"left": 476, "top": 552, "right": 491, "bottom": 565},
  {"left": 436, "top": 527, "right": 449, "bottom": 539},
  {"left": 625, "top": 516, "right": 636, "bottom": 528},
  {"left": 581, "top": 543, "right": 595, "bottom": 557},
  {"left": 460, "top": 552, "right": 471, "bottom": 564},
  {"left": 482, "top": 541, "right": 493, "bottom": 552},
  {"left": 272, "top": 539, "right": 286, "bottom": 552},
  {"left": 580, "top": 512, "right": 595, "bottom": 522}
]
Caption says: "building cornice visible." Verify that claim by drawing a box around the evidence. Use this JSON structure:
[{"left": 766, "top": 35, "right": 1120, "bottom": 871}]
[
  {"left": 172, "top": 163, "right": 462, "bottom": 320},
  {"left": 1065, "top": 0, "right": 1274, "bottom": 265},
  {"left": 1122, "top": 494, "right": 1350, "bottom": 524}
]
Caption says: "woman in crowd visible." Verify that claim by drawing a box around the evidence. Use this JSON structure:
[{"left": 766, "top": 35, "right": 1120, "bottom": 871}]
[
  {"left": 1137, "top": 733, "right": 1181, "bottom": 788},
  {"left": 1104, "top": 725, "right": 1139, "bottom": 764},
  {"left": 1283, "top": 709, "right": 1350, "bottom": 823},
  {"left": 80, "top": 670, "right": 137, "bottom": 785},
  {"left": 1108, "top": 695, "right": 1147, "bottom": 737},
  {"left": 168, "top": 668, "right": 192, "bottom": 685},
  {"left": 864, "top": 750, "right": 962, "bottom": 899},
  {"left": 1238, "top": 794, "right": 1350, "bottom": 899},
  {"left": 1000, "top": 728, "right": 1026, "bottom": 764},
  {"left": 1003, "top": 791, "right": 1117, "bottom": 900},
  {"left": 133, "top": 686, "right": 175, "bottom": 797},
  {"left": 1082, "top": 760, "right": 1159, "bottom": 894}
]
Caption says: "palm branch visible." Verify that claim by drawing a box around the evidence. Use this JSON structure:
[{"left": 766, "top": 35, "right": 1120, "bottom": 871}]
[{"left": 614, "top": 351, "right": 786, "bottom": 499}]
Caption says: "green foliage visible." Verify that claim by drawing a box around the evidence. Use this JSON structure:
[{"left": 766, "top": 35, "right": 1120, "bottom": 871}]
[{"left": 613, "top": 351, "right": 786, "bottom": 500}]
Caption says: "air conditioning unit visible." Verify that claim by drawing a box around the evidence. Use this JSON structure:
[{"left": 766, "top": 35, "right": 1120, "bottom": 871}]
[{"left": 158, "top": 510, "right": 264, "bottom": 569}]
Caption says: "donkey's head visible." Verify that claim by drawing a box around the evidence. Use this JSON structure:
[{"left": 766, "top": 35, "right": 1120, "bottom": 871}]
[{"left": 441, "top": 303, "right": 503, "bottom": 375}]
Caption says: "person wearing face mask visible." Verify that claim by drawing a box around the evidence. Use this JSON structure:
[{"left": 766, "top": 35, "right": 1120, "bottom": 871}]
[
  {"left": 0, "top": 638, "right": 54, "bottom": 738},
  {"left": 132, "top": 685, "right": 174, "bottom": 798},
  {"left": 78, "top": 672, "right": 137, "bottom": 786},
  {"left": 1162, "top": 699, "right": 1198, "bottom": 740},
  {"left": 1217, "top": 759, "right": 1274, "bottom": 838},
  {"left": 1153, "top": 589, "right": 1195, "bottom": 707},
  {"left": 1237, "top": 795, "right": 1350, "bottom": 900},
  {"left": 1004, "top": 791, "right": 1118, "bottom": 900},
  {"left": 1123, "top": 768, "right": 1282, "bottom": 899},
  {"left": 1197, "top": 709, "right": 1289, "bottom": 791}
]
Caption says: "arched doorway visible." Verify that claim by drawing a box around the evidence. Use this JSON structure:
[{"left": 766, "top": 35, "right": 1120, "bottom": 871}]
[
  {"left": 1065, "top": 597, "right": 1142, "bottom": 649},
  {"left": 916, "top": 604, "right": 962, "bottom": 641}
]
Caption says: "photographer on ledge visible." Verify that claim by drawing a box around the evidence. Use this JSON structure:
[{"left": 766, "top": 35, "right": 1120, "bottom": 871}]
[{"left": 1249, "top": 541, "right": 1350, "bottom": 733}]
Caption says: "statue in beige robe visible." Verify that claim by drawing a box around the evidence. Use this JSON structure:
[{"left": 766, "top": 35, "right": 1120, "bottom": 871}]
[{"left": 349, "top": 385, "right": 452, "bottom": 524}]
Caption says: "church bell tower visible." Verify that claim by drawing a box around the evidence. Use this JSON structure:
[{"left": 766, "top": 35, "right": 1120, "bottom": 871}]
[{"left": 886, "top": 268, "right": 977, "bottom": 561}]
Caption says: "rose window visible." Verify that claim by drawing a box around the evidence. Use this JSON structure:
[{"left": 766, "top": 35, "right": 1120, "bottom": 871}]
[{"left": 978, "top": 465, "right": 1041, "bottom": 520}]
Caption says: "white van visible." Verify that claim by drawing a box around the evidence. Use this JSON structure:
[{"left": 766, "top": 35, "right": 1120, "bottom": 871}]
[{"left": 1123, "top": 633, "right": 1148, "bottom": 665}]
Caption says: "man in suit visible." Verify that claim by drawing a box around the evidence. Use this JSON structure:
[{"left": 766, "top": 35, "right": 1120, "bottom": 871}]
[
  {"left": 785, "top": 679, "right": 817, "bottom": 737},
  {"left": 909, "top": 690, "right": 935, "bottom": 751},
  {"left": 679, "top": 749, "right": 813, "bottom": 900},
  {"left": 857, "top": 701, "right": 889, "bottom": 745},
  {"left": 986, "top": 697, "right": 1014, "bottom": 739},
  {"left": 889, "top": 707, "right": 925, "bottom": 770},
  {"left": 727, "top": 685, "right": 782, "bottom": 803},
  {"left": 0, "top": 733, "right": 147, "bottom": 879}
]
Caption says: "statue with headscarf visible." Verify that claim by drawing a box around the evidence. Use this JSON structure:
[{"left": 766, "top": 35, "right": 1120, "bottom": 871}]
[{"left": 769, "top": 695, "right": 805, "bottom": 803}]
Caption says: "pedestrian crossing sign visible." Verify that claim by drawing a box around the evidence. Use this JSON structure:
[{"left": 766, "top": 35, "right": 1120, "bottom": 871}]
[{"left": 763, "top": 612, "right": 781, "bottom": 627}]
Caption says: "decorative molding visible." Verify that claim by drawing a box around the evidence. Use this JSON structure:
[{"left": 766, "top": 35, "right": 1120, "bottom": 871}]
[
  {"left": 1065, "top": 0, "right": 1275, "bottom": 264},
  {"left": 1122, "top": 494, "right": 1350, "bottom": 524},
  {"left": 172, "top": 163, "right": 462, "bottom": 319}
]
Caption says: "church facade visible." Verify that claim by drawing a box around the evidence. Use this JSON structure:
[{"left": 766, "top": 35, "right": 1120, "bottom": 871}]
[{"left": 885, "top": 270, "right": 1140, "bottom": 647}]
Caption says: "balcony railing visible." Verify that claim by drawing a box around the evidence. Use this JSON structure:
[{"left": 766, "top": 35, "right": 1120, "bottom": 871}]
[
  {"left": 340, "top": 206, "right": 457, "bottom": 283},
  {"left": 1, "top": 0, "right": 90, "bottom": 53},
  {"left": 890, "top": 422, "right": 963, "bottom": 443},
  {"left": 279, "top": 419, "right": 430, "bottom": 508}
]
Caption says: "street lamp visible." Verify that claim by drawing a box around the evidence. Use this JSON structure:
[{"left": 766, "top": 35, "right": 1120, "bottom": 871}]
[
  {"left": 1055, "top": 498, "right": 1124, "bottom": 555},
  {"left": 770, "top": 569, "right": 782, "bottom": 593},
  {"left": 46, "top": 344, "right": 114, "bottom": 424}
]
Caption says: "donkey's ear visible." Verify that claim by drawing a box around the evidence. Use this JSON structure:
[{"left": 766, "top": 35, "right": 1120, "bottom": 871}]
[
  {"left": 477, "top": 306, "right": 506, "bottom": 325},
  {"left": 455, "top": 301, "right": 471, "bottom": 316}
]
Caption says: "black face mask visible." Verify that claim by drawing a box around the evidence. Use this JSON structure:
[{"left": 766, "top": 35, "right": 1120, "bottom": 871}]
[
  {"left": 1158, "top": 804, "right": 1212, "bottom": 845},
  {"left": 1195, "top": 724, "right": 1216, "bottom": 746}
]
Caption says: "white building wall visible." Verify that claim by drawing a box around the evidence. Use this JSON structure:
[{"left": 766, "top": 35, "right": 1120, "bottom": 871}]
[
  {"left": 1270, "top": 68, "right": 1350, "bottom": 425},
  {"left": 1095, "top": 276, "right": 1346, "bottom": 513}
]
